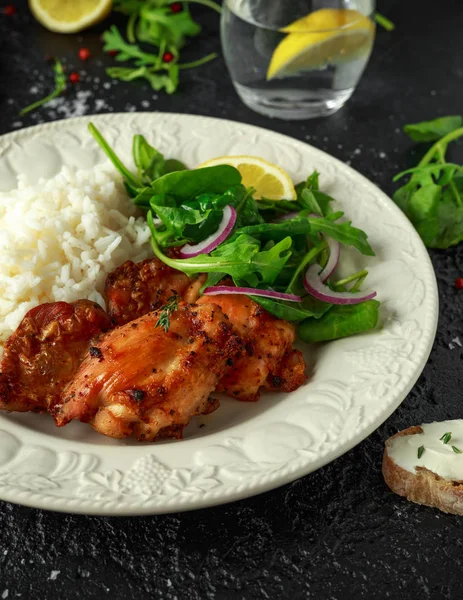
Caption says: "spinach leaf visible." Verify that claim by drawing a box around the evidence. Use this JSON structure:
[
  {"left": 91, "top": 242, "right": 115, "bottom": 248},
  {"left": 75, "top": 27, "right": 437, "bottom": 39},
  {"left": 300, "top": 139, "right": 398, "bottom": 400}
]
[
  {"left": 404, "top": 116, "right": 463, "bottom": 142},
  {"left": 252, "top": 294, "right": 332, "bottom": 321},
  {"left": 148, "top": 165, "right": 242, "bottom": 204},
  {"left": 163, "top": 159, "right": 187, "bottom": 174},
  {"left": 89, "top": 123, "right": 141, "bottom": 192},
  {"left": 132, "top": 134, "right": 166, "bottom": 183},
  {"left": 297, "top": 300, "right": 380, "bottom": 343},
  {"left": 132, "top": 134, "right": 187, "bottom": 184},
  {"left": 202, "top": 272, "right": 226, "bottom": 292}
]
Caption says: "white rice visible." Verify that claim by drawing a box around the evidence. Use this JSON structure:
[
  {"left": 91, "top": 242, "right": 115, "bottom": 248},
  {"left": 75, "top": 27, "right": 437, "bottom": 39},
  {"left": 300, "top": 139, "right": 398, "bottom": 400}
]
[{"left": 0, "top": 164, "right": 152, "bottom": 350}]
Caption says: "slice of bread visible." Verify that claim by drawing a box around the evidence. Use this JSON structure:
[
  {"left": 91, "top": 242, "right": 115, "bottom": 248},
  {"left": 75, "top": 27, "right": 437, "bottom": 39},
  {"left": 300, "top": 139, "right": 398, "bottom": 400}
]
[{"left": 383, "top": 426, "right": 463, "bottom": 515}]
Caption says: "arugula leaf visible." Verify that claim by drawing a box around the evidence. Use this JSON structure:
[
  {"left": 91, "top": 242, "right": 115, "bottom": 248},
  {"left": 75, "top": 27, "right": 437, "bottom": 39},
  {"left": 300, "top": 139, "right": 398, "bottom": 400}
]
[
  {"left": 297, "top": 300, "right": 380, "bottom": 343},
  {"left": 404, "top": 116, "right": 463, "bottom": 142},
  {"left": 250, "top": 237, "right": 293, "bottom": 285},
  {"left": 393, "top": 119, "right": 463, "bottom": 248},
  {"left": 154, "top": 205, "right": 210, "bottom": 238},
  {"left": 103, "top": 25, "right": 160, "bottom": 66},
  {"left": 295, "top": 171, "right": 319, "bottom": 197},
  {"left": 422, "top": 176, "right": 463, "bottom": 248},
  {"left": 138, "top": 7, "right": 201, "bottom": 47},
  {"left": 307, "top": 215, "right": 375, "bottom": 256},
  {"left": 150, "top": 217, "right": 292, "bottom": 286},
  {"left": 235, "top": 219, "right": 312, "bottom": 241},
  {"left": 103, "top": 3, "right": 219, "bottom": 94},
  {"left": 106, "top": 64, "right": 180, "bottom": 94}
]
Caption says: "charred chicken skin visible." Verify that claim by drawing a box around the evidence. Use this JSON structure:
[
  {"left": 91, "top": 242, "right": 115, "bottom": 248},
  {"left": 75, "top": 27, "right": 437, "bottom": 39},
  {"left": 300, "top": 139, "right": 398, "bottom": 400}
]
[
  {"left": 0, "top": 300, "right": 112, "bottom": 413},
  {"left": 103, "top": 263, "right": 307, "bottom": 402},
  {"left": 52, "top": 302, "right": 243, "bottom": 441},
  {"left": 196, "top": 294, "right": 307, "bottom": 401},
  {"left": 105, "top": 257, "right": 205, "bottom": 326}
]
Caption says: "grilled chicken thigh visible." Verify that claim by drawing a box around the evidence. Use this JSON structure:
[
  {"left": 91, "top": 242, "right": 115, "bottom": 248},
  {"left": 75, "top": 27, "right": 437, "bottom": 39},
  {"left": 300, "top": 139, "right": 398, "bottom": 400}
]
[
  {"left": 105, "top": 257, "right": 205, "bottom": 326},
  {"left": 197, "top": 294, "right": 306, "bottom": 401},
  {"left": 0, "top": 300, "right": 112, "bottom": 413},
  {"left": 52, "top": 302, "right": 243, "bottom": 441}
]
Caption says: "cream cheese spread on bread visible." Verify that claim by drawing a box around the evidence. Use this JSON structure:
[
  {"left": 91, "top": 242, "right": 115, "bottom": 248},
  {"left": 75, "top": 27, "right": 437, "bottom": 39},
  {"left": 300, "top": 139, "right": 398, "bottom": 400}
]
[{"left": 388, "top": 420, "right": 463, "bottom": 481}]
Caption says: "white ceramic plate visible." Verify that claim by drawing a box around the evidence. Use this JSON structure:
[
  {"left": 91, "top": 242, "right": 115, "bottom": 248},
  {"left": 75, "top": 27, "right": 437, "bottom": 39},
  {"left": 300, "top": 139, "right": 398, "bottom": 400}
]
[{"left": 0, "top": 114, "right": 438, "bottom": 515}]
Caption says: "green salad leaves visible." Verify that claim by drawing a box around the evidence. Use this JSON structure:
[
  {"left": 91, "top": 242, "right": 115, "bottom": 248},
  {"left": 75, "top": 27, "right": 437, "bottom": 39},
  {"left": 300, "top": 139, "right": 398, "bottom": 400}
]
[
  {"left": 104, "top": 1, "right": 220, "bottom": 93},
  {"left": 394, "top": 115, "right": 463, "bottom": 248},
  {"left": 89, "top": 122, "right": 379, "bottom": 343}
]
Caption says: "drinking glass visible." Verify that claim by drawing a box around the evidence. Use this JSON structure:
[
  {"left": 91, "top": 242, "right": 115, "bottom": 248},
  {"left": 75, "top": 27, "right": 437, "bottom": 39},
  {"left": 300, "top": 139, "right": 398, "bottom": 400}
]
[{"left": 221, "top": 0, "right": 376, "bottom": 120}]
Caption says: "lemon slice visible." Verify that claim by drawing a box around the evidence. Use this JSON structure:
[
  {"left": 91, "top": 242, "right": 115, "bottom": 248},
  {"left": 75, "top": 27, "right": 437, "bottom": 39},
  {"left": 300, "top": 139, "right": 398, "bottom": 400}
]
[
  {"left": 29, "top": 0, "right": 112, "bottom": 33},
  {"left": 198, "top": 156, "right": 297, "bottom": 200},
  {"left": 267, "top": 9, "right": 374, "bottom": 80}
]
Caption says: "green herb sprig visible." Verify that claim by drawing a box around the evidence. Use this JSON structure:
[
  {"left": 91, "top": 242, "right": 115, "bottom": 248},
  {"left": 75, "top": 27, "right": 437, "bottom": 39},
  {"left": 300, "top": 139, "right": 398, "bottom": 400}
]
[
  {"left": 155, "top": 292, "right": 180, "bottom": 332},
  {"left": 103, "top": 0, "right": 220, "bottom": 94},
  {"left": 374, "top": 12, "right": 395, "bottom": 32},
  {"left": 417, "top": 445, "right": 425, "bottom": 459},
  {"left": 20, "top": 60, "right": 66, "bottom": 116},
  {"left": 393, "top": 115, "right": 463, "bottom": 248},
  {"left": 440, "top": 431, "right": 452, "bottom": 445}
]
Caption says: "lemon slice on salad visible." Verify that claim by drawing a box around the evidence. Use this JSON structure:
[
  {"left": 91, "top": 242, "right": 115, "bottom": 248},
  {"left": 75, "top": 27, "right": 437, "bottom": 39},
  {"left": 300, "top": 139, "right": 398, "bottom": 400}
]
[
  {"left": 267, "top": 9, "right": 374, "bottom": 80},
  {"left": 29, "top": 0, "right": 112, "bottom": 33},
  {"left": 198, "top": 156, "right": 297, "bottom": 200}
]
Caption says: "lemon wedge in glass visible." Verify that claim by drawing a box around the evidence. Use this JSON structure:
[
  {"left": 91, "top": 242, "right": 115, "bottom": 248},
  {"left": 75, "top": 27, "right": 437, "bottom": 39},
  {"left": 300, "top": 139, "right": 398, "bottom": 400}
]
[
  {"left": 29, "top": 0, "right": 112, "bottom": 33},
  {"left": 198, "top": 156, "right": 297, "bottom": 200},
  {"left": 267, "top": 9, "right": 374, "bottom": 80}
]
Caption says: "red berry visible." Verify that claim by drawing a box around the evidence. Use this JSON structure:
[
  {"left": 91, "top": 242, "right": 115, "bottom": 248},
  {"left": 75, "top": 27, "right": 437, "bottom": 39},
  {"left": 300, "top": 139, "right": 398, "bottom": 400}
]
[
  {"left": 69, "top": 72, "right": 80, "bottom": 84},
  {"left": 162, "top": 51, "right": 174, "bottom": 63},
  {"left": 108, "top": 49, "right": 119, "bottom": 57},
  {"left": 78, "top": 48, "right": 91, "bottom": 61},
  {"left": 4, "top": 5, "right": 16, "bottom": 16},
  {"left": 456, "top": 278, "right": 463, "bottom": 290},
  {"left": 170, "top": 2, "right": 182, "bottom": 13}
]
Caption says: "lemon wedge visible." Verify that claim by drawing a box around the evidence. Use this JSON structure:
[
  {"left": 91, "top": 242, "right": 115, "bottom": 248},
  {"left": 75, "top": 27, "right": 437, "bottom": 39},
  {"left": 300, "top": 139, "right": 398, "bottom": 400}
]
[
  {"left": 29, "top": 0, "right": 112, "bottom": 33},
  {"left": 267, "top": 9, "right": 374, "bottom": 80},
  {"left": 198, "top": 156, "right": 297, "bottom": 200}
]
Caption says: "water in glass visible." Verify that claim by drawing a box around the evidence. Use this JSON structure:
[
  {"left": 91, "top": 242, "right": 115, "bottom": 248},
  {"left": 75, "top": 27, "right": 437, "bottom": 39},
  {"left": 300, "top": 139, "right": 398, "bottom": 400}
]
[{"left": 221, "top": 0, "right": 376, "bottom": 119}]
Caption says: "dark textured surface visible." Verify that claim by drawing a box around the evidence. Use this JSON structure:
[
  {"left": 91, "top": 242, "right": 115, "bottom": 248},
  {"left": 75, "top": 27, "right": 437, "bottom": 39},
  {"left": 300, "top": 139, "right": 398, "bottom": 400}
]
[{"left": 1, "top": 1, "right": 463, "bottom": 598}]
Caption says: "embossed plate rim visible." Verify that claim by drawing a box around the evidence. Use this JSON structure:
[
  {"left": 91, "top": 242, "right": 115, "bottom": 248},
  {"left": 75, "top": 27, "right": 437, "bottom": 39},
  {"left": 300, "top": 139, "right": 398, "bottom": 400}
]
[{"left": 0, "top": 113, "right": 438, "bottom": 515}]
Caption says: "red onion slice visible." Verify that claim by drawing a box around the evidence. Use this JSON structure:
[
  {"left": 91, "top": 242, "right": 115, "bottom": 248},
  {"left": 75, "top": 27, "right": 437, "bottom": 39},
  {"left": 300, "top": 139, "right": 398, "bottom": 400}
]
[
  {"left": 203, "top": 286, "right": 302, "bottom": 303},
  {"left": 179, "top": 205, "right": 237, "bottom": 258},
  {"left": 319, "top": 236, "right": 340, "bottom": 282},
  {"left": 304, "top": 264, "right": 376, "bottom": 305},
  {"left": 306, "top": 213, "right": 340, "bottom": 282}
]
